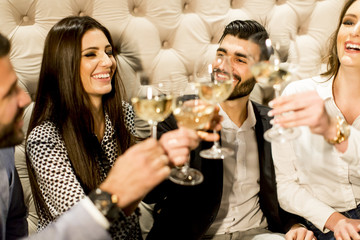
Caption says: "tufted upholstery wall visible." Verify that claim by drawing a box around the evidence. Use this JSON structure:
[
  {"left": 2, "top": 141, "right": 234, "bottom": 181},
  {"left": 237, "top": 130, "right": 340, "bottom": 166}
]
[{"left": 0, "top": 0, "right": 346, "bottom": 234}]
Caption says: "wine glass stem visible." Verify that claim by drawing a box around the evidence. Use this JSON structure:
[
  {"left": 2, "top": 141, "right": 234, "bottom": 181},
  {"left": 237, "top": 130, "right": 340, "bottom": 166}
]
[
  {"left": 181, "top": 161, "right": 190, "bottom": 174},
  {"left": 177, "top": 154, "right": 191, "bottom": 176},
  {"left": 150, "top": 122, "right": 158, "bottom": 139},
  {"left": 273, "top": 84, "right": 282, "bottom": 130},
  {"left": 212, "top": 129, "right": 221, "bottom": 149},
  {"left": 274, "top": 83, "right": 281, "bottom": 98}
]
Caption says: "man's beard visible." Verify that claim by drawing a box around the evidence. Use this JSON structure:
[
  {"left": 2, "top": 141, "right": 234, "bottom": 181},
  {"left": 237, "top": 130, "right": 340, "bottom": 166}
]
[
  {"left": 227, "top": 74, "right": 256, "bottom": 100},
  {"left": 0, "top": 109, "right": 25, "bottom": 148}
]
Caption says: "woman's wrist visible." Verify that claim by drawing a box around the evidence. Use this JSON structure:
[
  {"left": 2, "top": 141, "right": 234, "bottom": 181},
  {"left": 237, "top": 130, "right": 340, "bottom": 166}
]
[
  {"left": 324, "top": 116, "right": 350, "bottom": 145},
  {"left": 99, "top": 179, "right": 127, "bottom": 209},
  {"left": 322, "top": 116, "right": 337, "bottom": 139}
]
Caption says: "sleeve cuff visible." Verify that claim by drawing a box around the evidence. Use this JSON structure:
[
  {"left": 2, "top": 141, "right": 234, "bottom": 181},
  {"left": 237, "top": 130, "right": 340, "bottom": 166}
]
[
  {"left": 316, "top": 209, "right": 336, "bottom": 233},
  {"left": 80, "top": 197, "right": 110, "bottom": 230}
]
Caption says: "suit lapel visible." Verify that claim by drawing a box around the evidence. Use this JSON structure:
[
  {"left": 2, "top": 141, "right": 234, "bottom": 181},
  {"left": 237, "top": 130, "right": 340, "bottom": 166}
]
[{"left": 0, "top": 159, "right": 9, "bottom": 239}]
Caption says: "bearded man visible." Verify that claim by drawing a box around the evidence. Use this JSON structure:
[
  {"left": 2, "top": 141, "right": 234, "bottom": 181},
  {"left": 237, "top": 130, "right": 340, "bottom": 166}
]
[{"left": 144, "top": 20, "right": 315, "bottom": 240}]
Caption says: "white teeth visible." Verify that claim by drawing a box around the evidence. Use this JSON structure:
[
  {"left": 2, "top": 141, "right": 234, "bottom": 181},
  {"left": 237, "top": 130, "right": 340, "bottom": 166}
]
[
  {"left": 92, "top": 73, "right": 110, "bottom": 79},
  {"left": 346, "top": 43, "right": 360, "bottom": 50}
]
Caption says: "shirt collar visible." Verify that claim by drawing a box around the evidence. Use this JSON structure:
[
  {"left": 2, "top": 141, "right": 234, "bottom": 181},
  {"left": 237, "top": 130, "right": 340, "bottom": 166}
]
[
  {"left": 219, "top": 101, "right": 256, "bottom": 131},
  {"left": 316, "top": 75, "right": 334, "bottom": 101}
]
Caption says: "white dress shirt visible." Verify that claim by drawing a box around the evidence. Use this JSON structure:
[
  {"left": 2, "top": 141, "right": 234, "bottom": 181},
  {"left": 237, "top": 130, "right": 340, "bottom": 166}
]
[
  {"left": 272, "top": 76, "right": 360, "bottom": 232},
  {"left": 206, "top": 102, "right": 267, "bottom": 235}
]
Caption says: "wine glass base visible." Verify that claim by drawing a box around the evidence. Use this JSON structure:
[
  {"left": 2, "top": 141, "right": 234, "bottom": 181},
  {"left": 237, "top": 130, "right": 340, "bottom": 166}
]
[
  {"left": 169, "top": 168, "right": 204, "bottom": 186},
  {"left": 199, "top": 147, "right": 234, "bottom": 160},
  {"left": 264, "top": 127, "right": 300, "bottom": 143}
]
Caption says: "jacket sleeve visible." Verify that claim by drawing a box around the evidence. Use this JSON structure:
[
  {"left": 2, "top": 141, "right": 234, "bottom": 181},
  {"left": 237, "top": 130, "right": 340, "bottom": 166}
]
[
  {"left": 0, "top": 147, "right": 28, "bottom": 240},
  {"left": 7, "top": 167, "right": 28, "bottom": 240},
  {"left": 25, "top": 199, "right": 111, "bottom": 240}
]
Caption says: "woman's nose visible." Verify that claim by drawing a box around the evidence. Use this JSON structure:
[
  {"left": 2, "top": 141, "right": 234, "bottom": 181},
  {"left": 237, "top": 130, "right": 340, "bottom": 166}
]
[
  {"left": 17, "top": 86, "right": 31, "bottom": 109},
  {"left": 100, "top": 53, "right": 113, "bottom": 67},
  {"left": 352, "top": 22, "right": 360, "bottom": 36}
]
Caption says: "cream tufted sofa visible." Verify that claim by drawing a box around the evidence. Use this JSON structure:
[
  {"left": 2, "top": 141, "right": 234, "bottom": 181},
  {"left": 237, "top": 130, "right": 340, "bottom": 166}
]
[{"left": 0, "top": 0, "right": 345, "bottom": 235}]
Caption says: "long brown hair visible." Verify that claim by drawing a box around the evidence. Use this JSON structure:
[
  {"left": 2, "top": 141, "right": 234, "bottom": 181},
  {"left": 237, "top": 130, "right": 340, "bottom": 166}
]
[
  {"left": 0, "top": 33, "right": 10, "bottom": 57},
  {"left": 321, "top": 0, "right": 356, "bottom": 79},
  {"left": 26, "top": 16, "right": 134, "bottom": 219}
]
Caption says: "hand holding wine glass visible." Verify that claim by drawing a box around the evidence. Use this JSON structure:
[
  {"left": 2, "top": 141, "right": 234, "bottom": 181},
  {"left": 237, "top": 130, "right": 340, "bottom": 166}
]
[
  {"left": 194, "top": 55, "right": 234, "bottom": 159},
  {"left": 247, "top": 32, "right": 301, "bottom": 143},
  {"left": 169, "top": 83, "right": 215, "bottom": 185}
]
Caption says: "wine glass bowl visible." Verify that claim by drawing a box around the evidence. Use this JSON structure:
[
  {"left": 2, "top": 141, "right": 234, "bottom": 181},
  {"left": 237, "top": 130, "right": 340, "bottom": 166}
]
[
  {"left": 173, "top": 97, "right": 215, "bottom": 130},
  {"left": 198, "top": 79, "right": 233, "bottom": 104},
  {"left": 131, "top": 79, "right": 173, "bottom": 139},
  {"left": 250, "top": 61, "right": 292, "bottom": 86}
]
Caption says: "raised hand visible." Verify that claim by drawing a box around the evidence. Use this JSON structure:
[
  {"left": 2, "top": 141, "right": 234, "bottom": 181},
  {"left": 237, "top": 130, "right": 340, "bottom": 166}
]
[
  {"left": 159, "top": 127, "right": 200, "bottom": 166},
  {"left": 269, "top": 90, "right": 334, "bottom": 136},
  {"left": 100, "top": 138, "right": 170, "bottom": 210}
]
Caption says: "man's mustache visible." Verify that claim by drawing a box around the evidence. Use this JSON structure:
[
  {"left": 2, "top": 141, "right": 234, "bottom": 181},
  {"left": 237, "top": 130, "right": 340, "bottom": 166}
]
[{"left": 233, "top": 73, "right": 241, "bottom": 82}]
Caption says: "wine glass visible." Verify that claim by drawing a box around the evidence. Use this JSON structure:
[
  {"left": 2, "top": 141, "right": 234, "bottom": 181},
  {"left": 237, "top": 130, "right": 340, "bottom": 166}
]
[
  {"left": 131, "top": 72, "right": 173, "bottom": 139},
  {"left": 247, "top": 32, "right": 301, "bottom": 143},
  {"left": 194, "top": 55, "right": 234, "bottom": 159},
  {"left": 169, "top": 83, "right": 215, "bottom": 185}
]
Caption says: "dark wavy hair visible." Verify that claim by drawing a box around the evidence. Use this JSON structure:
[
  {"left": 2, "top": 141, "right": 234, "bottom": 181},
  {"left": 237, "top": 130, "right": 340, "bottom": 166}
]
[
  {"left": 26, "top": 16, "right": 134, "bottom": 220},
  {"left": 0, "top": 33, "right": 10, "bottom": 57},
  {"left": 219, "top": 20, "right": 269, "bottom": 61},
  {"left": 321, "top": 0, "right": 356, "bottom": 79}
]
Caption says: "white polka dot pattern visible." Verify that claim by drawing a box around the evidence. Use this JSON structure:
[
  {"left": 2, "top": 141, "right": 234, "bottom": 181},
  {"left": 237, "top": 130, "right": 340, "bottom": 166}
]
[{"left": 122, "top": 101, "right": 136, "bottom": 136}]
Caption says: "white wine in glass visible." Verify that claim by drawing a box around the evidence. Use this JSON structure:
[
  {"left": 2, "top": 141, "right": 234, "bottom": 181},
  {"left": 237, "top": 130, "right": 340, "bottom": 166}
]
[
  {"left": 198, "top": 80, "right": 233, "bottom": 104},
  {"left": 131, "top": 77, "right": 173, "bottom": 139},
  {"left": 173, "top": 99, "right": 214, "bottom": 130}
]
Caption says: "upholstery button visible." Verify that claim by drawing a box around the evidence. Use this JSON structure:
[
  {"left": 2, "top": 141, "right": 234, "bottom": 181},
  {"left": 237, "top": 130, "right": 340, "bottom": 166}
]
[
  {"left": 22, "top": 16, "right": 29, "bottom": 22},
  {"left": 162, "top": 41, "right": 169, "bottom": 48},
  {"left": 79, "top": 12, "right": 85, "bottom": 16},
  {"left": 133, "top": 7, "right": 139, "bottom": 14},
  {"left": 184, "top": 3, "right": 189, "bottom": 10}
]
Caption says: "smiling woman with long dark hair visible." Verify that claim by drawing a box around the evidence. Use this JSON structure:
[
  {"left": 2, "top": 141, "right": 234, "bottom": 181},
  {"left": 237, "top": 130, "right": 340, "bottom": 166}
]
[{"left": 26, "top": 16, "right": 140, "bottom": 239}]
